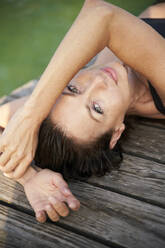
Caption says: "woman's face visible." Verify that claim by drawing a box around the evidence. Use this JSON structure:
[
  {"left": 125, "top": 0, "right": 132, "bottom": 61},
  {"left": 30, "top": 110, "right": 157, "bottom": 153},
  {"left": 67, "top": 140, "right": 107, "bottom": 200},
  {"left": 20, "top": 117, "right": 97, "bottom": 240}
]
[{"left": 50, "top": 61, "right": 129, "bottom": 143}]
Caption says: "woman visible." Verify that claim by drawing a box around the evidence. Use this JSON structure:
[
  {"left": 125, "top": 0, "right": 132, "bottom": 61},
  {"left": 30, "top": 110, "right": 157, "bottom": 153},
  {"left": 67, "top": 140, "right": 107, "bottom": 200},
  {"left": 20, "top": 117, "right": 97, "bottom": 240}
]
[{"left": 0, "top": 0, "right": 165, "bottom": 222}]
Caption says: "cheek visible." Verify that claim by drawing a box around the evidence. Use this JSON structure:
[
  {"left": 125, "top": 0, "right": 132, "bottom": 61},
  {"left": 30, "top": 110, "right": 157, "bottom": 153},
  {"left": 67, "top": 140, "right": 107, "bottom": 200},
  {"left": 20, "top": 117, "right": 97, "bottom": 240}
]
[
  {"left": 105, "top": 91, "right": 125, "bottom": 122},
  {"left": 106, "top": 90, "right": 124, "bottom": 108}
]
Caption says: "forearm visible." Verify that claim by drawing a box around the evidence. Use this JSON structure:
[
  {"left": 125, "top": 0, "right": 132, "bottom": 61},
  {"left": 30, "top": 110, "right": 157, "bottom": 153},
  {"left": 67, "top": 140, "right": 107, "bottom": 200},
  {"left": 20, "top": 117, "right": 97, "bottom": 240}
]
[
  {"left": 24, "top": 0, "right": 111, "bottom": 121},
  {"left": 107, "top": 5, "right": 165, "bottom": 98},
  {"left": 17, "top": 0, "right": 165, "bottom": 123}
]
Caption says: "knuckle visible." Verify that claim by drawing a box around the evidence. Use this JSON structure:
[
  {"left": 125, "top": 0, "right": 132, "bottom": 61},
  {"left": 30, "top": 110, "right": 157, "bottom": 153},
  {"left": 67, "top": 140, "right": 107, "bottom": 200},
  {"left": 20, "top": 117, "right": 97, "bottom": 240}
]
[
  {"left": 55, "top": 172, "right": 63, "bottom": 178},
  {"left": 13, "top": 172, "right": 21, "bottom": 180},
  {"left": 42, "top": 169, "right": 49, "bottom": 173},
  {"left": 26, "top": 154, "right": 33, "bottom": 163},
  {"left": 16, "top": 151, "right": 23, "bottom": 159},
  {"left": 12, "top": 154, "right": 21, "bottom": 162},
  {"left": 8, "top": 146, "right": 15, "bottom": 153}
]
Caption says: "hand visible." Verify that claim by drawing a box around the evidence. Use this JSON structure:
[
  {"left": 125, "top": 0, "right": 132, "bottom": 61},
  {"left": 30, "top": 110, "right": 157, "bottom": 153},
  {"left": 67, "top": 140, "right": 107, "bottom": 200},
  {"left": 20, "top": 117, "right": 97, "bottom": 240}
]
[
  {"left": 23, "top": 169, "right": 80, "bottom": 223},
  {"left": 0, "top": 106, "right": 39, "bottom": 179}
]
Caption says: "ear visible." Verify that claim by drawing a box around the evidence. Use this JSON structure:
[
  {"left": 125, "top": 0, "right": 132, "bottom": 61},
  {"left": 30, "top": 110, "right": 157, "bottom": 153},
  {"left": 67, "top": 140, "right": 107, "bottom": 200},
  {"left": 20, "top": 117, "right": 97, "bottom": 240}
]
[{"left": 109, "top": 123, "right": 125, "bottom": 150}]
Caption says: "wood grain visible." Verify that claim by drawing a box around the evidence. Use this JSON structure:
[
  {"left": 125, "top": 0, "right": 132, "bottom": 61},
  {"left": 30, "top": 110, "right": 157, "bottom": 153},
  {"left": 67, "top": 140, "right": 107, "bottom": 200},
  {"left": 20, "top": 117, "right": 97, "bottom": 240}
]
[
  {"left": 121, "top": 123, "right": 165, "bottom": 163},
  {"left": 0, "top": 173, "right": 165, "bottom": 248},
  {"left": 88, "top": 153, "right": 165, "bottom": 207},
  {"left": 0, "top": 204, "right": 108, "bottom": 248}
]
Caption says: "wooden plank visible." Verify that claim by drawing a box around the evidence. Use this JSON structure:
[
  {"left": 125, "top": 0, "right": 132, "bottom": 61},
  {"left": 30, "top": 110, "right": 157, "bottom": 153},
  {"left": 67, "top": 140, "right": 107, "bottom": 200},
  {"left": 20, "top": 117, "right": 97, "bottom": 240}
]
[
  {"left": 0, "top": 204, "right": 108, "bottom": 248},
  {"left": 135, "top": 117, "right": 165, "bottom": 129},
  {"left": 126, "top": 116, "right": 165, "bottom": 129},
  {"left": 0, "top": 95, "right": 15, "bottom": 106},
  {"left": 0, "top": 80, "right": 37, "bottom": 106},
  {"left": 9, "top": 80, "right": 37, "bottom": 99},
  {"left": 0, "top": 173, "right": 165, "bottom": 248},
  {"left": 88, "top": 153, "right": 165, "bottom": 207},
  {"left": 122, "top": 123, "right": 165, "bottom": 163}
]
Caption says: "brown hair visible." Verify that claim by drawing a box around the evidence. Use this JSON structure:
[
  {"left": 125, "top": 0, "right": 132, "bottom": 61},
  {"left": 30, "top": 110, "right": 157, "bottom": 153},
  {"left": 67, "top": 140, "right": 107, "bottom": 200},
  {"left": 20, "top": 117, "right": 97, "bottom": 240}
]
[{"left": 34, "top": 117, "right": 123, "bottom": 180}]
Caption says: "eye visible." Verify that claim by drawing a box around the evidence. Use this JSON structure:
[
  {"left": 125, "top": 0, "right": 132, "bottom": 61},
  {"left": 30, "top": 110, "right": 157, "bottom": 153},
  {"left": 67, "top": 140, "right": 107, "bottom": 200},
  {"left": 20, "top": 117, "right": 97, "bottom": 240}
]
[
  {"left": 67, "top": 85, "right": 80, "bottom": 94},
  {"left": 92, "top": 102, "right": 104, "bottom": 114}
]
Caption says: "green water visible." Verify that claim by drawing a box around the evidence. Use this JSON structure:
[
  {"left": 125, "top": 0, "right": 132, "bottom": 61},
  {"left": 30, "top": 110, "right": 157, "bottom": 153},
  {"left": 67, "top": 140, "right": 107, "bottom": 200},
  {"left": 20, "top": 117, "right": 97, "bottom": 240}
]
[{"left": 0, "top": 0, "right": 154, "bottom": 97}]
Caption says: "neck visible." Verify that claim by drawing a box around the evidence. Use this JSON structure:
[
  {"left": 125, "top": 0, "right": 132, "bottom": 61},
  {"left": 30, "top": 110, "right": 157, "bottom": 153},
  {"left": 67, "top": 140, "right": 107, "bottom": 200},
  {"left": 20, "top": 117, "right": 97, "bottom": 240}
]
[{"left": 125, "top": 65, "right": 147, "bottom": 115}]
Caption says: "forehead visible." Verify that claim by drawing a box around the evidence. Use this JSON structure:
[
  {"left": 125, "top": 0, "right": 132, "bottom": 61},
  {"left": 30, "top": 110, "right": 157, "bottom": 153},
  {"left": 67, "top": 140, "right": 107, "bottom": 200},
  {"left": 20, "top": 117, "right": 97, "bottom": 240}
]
[{"left": 50, "top": 95, "right": 111, "bottom": 142}]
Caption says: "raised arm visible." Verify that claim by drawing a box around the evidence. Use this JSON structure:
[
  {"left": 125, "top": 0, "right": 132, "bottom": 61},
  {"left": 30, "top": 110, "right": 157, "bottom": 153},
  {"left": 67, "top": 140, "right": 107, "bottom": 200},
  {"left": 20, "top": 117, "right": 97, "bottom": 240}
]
[
  {"left": 1, "top": 0, "right": 165, "bottom": 179},
  {"left": 27, "top": 0, "right": 165, "bottom": 117}
]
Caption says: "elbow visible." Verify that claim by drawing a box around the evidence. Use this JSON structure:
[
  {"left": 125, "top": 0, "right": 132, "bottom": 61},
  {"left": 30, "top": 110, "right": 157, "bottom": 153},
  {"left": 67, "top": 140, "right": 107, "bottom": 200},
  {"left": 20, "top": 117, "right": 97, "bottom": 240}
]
[{"left": 84, "top": 0, "right": 113, "bottom": 18}]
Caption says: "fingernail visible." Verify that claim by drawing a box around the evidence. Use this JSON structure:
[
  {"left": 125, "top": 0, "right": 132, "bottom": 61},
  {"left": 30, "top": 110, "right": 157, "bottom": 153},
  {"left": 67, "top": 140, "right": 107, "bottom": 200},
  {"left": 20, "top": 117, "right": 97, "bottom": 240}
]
[
  {"left": 36, "top": 213, "right": 41, "bottom": 218},
  {"left": 3, "top": 173, "right": 11, "bottom": 178},
  {"left": 69, "top": 202, "right": 77, "bottom": 209}
]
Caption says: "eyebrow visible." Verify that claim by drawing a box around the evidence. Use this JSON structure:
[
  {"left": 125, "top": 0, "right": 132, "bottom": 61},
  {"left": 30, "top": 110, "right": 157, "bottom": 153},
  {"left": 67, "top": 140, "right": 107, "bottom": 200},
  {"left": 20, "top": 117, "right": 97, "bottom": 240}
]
[{"left": 62, "top": 91, "right": 100, "bottom": 123}]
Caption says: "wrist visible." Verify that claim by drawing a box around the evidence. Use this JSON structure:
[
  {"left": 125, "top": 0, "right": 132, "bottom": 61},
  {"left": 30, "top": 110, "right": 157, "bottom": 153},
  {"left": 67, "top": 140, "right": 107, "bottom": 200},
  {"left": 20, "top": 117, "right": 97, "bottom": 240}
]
[
  {"left": 17, "top": 166, "right": 37, "bottom": 186},
  {"left": 21, "top": 100, "right": 42, "bottom": 128},
  {"left": 23, "top": 96, "right": 45, "bottom": 124}
]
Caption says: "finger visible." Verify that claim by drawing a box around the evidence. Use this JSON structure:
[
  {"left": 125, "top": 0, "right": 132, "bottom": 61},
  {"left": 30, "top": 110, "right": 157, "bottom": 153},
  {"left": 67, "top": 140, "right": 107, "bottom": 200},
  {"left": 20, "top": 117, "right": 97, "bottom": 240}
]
[
  {"left": 12, "top": 156, "right": 32, "bottom": 179},
  {"left": 3, "top": 172, "right": 14, "bottom": 178},
  {"left": 1, "top": 158, "right": 19, "bottom": 173},
  {"left": 46, "top": 204, "right": 60, "bottom": 222},
  {"left": 49, "top": 196, "right": 69, "bottom": 217},
  {"left": 35, "top": 210, "right": 47, "bottom": 223},
  {"left": 0, "top": 151, "right": 11, "bottom": 167},
  {"left": 52, "top": 174, "right": 71, "bottom": 196},
  {"left": 67, "top": 196, "right": 80, "bottom": 211}
]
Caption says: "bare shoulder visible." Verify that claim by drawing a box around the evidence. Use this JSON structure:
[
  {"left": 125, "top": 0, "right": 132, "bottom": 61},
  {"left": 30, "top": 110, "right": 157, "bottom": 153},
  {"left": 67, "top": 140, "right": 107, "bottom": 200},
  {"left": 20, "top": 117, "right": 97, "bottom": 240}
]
[{"left": 139, "top": 2, "right": 165, "bottom": 18}]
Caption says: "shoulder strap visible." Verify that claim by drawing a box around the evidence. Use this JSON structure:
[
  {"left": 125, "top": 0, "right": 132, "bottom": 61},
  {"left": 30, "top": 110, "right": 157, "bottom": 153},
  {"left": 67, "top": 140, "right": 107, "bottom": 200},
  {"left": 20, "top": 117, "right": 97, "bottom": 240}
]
[{"left": 148, "top": 81, "right": 165, "bottom": 115}]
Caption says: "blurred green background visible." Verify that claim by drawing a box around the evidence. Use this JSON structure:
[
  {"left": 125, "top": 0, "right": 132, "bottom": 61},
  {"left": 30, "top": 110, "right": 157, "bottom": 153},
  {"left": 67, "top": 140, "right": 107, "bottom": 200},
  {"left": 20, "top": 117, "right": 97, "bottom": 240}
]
[{"left": 0, "top": 0, "right": 155, "bottom": 97}]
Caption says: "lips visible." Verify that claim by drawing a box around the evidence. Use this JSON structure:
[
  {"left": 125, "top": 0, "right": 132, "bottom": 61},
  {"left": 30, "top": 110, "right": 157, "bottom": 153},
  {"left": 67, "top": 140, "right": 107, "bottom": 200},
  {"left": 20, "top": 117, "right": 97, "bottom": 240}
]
[{"left": 101, "top": 67, "right": 118, "bottom": 84}]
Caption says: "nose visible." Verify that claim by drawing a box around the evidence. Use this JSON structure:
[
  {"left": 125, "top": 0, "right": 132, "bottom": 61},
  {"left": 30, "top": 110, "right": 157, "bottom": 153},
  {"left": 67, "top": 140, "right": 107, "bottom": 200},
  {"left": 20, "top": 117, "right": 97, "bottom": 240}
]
[{"left": 83, "top": 72, "right": 108, "bottom": 94}]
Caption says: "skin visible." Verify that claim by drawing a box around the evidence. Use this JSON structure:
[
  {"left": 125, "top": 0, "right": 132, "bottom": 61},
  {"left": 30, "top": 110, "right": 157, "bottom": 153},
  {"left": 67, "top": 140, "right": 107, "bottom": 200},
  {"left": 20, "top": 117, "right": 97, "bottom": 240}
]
[
  {"left": 0, "top": 128, "right": 80, "bottom": 223},
  {"left": 0, "top": 0, "right": 165, "bottom": 179},
  {"left": 0, "top": 2, "right": 165, "bottom": 223},
  {"left": 50, "top": 61, "right": 129, "bottom": 146}
]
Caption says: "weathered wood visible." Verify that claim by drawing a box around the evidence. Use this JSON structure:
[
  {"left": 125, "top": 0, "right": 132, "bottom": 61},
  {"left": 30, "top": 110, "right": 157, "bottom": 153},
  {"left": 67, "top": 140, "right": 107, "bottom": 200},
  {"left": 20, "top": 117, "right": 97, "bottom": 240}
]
[
  {"left": 0, "top": 80, "right": 37, "bottom": 106},
  {"left": 0, "top": 173, "right": 165, "bottom": 248},
  {"left": 1, "top": 153, "right": 165, "bottom": 210},
  {"left": 126, "top": 116, "right": 165, "bottom": 129},
  {"left": 121, "top": 123, "right": 165, "bottom": 163},
  {"left": 88, "top": 153, "right": 165, "bottom": 207},
  {"left": 0, "top": 95, "right": 15, "bottom": 106},
  {"left": 0, "top": 204, "right": 108, "bottom": 248},
  {"left": 9, "top": 80, "right": 37, "bottom": 98}
]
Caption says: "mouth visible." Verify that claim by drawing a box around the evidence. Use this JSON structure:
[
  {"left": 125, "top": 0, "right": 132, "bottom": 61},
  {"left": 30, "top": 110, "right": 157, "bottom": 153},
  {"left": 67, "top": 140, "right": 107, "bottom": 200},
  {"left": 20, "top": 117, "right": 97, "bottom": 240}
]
[{"left": 100, "top": 67, "right": 118, "bottom": 84}]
